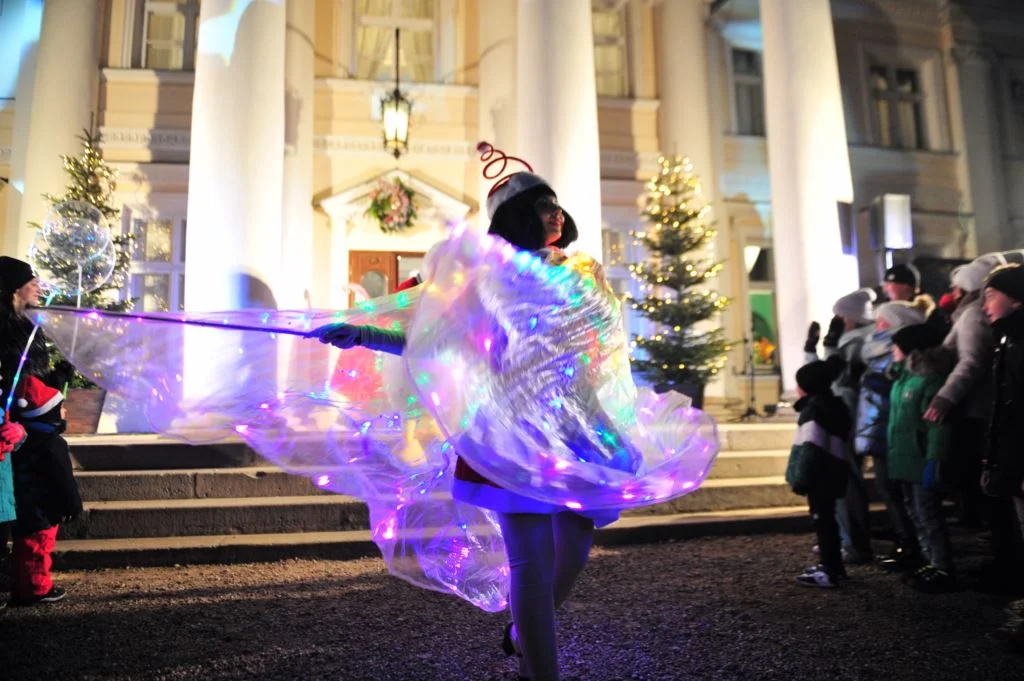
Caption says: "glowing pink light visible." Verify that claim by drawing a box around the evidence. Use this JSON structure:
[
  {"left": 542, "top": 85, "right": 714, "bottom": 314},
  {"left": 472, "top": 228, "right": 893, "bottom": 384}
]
[
  {"left": 87, "top": 311, "right": 101, "bottom": 320},
  {"left": 554, "top": 460, "right": 569, "bottom": 471},
  {"left": 483, "top": 337, "right": 492, "bottom": 352},
  {"left": 681, "top": 481, "right": 695, "bottom": 490},
  {"left": 622, "top": 492, "right": 635, "bottom": 500},
  {"left": 316, "top": 475, "right": 331, "bottom": 488},
  {"left": 377, "top": 516, "right": 396, "bottom": 540},
  {"left": 565, "top": 501, "right": 582, "bottom": 510},
  {"left": 430, "top": 392, "right": 441, "bottom": 407},
  {"left": 259, "top": 402, "right": 270, "bottom": 410},
  {"left": 234, "top": 424, "right": 249, "bottom": 435}
]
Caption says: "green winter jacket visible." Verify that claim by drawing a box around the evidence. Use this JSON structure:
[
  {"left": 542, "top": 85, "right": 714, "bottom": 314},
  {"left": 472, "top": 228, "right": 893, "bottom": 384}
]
[
  {"left": 887, "top": 349, "right": 954, "bottom": 484},
  {"left": 785, "top": 393, "right": 852, "bottom": 499}
]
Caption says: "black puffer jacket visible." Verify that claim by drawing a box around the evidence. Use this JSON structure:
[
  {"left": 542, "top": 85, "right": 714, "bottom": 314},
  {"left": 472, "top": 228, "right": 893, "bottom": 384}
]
[
  {"left": 11, "top": 422, "right": 83, "bottom": 535},
  {"left": 786, "top": 392, "right": 852, "bottom": 499},
  {"left": 985, "top": 307, "right": 1024, "bottom": 498}
]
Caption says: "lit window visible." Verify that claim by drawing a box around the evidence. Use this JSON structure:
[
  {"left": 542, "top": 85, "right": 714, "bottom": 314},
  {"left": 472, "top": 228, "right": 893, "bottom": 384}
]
[
  {"left": 138, "top": 1, "right": 201, "bottom": 71},
  {"left": 592, "top": 1, "right": 629, "bottom": 97},
  {"left": 354, "top": 0, "right": 438, "bottom": 83},
  {"left": 732, "top": 48, "right": 765, "bottom": 136},
  {"left": 125, "top": 213, "right": 187, "bottom": 312},
  {"left": 870, "top": 64, "right": 925, "bottom": 150}
]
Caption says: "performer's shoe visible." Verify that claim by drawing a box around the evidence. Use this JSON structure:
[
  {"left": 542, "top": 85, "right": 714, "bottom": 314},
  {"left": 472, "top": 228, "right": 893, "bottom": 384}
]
[{"left": 502, "top": 622, "right": 519, "bottom": 657}]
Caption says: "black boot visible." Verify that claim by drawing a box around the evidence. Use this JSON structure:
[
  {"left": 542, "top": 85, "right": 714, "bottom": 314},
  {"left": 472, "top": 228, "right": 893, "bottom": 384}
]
[{"left": 878, "top": 546, "right": 924, "bottom": 573}]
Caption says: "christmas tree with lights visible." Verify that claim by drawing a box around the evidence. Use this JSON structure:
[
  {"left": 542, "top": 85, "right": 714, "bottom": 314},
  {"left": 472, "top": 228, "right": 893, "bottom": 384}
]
[
  {"left": 36, "top": 129, "right": 134, "bottom": 311},
  {"left": 626, "top": 156, "right": 730, "bottom": 397},
  {"left": 34, "top": 129, "right": 135, "bottom": 387}
]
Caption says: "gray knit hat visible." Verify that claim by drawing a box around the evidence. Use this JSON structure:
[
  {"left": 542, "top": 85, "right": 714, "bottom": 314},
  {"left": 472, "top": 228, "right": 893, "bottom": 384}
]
[
  {"left": 954, "top": 255, "right": 1001, "bottom": 293},
  {"left": 832, "top": 287, "right": 876, "bottom": 325},
  {"left": 874, "top": 300, "right": 927, "bottom": 329}
]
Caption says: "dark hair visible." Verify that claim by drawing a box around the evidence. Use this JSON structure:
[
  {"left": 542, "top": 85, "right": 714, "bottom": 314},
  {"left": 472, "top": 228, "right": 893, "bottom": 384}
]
[{"left": 488, "top": 185, "right": 578, "bottom": 252}]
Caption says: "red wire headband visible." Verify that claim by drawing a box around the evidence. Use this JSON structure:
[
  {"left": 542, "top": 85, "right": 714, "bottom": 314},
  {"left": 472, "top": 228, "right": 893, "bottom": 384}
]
[{"left": 476, "top": 141, "right": 534, "bottom": 198}]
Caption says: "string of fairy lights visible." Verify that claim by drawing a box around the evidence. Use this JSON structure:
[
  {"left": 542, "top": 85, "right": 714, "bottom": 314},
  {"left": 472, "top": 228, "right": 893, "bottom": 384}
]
[{"left": 623, "top": 155, "right": 731, "bottom": 380}]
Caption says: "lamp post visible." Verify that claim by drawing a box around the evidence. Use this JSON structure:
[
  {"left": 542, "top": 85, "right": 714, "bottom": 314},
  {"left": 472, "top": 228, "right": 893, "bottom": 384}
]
[{"left": 381, "top": 28, "right": 412, "bottom": 159}]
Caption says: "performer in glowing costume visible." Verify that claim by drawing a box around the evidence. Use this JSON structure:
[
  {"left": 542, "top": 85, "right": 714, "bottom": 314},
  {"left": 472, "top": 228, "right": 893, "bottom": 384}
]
[{"left": 31, "top": 143, "right": 719, "bottom": 681}]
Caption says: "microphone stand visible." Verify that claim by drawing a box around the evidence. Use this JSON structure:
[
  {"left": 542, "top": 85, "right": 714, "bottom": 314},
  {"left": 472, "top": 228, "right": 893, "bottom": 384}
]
[{"left": 732, "top": 319, "right": 761, "bottom": 422}]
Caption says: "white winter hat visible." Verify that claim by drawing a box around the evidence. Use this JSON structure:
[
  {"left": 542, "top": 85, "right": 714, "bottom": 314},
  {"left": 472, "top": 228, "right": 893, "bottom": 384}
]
[
  {"left": 953, "top": 255, "right": 1001, "bottom": 293},
  {"left": 832, "top": 287, "right": 877, "bottom": 325},
  {"left": 875, "top": 300, "right": 927, "bottom": 329}
]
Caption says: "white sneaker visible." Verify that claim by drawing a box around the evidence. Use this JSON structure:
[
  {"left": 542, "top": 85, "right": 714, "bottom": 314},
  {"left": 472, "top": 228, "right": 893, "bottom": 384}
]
[{"left": 796, "top": 567, "right": 839, "bottom": 588}]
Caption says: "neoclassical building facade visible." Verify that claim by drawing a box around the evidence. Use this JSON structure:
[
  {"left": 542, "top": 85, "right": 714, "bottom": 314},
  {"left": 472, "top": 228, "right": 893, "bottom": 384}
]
[{"left": 2, "top": 0, "right": 1023, "bottom": 406}]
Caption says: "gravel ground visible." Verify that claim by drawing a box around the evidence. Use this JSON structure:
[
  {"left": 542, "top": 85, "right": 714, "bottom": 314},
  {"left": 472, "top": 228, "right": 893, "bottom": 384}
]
[{"left": 1, "top": 530, "right": 1021, "bottom": 681}]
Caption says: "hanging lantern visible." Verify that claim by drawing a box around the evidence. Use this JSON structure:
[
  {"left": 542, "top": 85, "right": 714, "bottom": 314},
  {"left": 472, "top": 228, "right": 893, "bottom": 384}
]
[{"left": 381, "top": 28, "right": 412, "bottom": 159}]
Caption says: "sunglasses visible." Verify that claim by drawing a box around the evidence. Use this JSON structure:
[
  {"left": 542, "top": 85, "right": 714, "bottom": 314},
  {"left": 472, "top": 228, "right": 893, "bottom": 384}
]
[{"left": 534, "top": 196, "right": 561, "bottom": 215}]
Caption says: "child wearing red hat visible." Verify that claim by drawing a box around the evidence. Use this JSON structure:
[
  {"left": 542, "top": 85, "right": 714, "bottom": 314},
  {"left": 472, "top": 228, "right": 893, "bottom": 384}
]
[{"left": 7, "top": 376, "right": 82, "bottom": 606}]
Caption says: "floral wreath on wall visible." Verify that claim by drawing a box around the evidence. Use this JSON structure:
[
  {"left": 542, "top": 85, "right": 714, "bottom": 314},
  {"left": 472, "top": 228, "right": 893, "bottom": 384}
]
[{"left": 366, "top": 177, "right": 418, "bottom": 233}]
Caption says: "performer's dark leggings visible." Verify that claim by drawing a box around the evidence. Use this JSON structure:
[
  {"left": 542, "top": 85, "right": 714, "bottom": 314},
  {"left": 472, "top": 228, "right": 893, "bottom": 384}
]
[{"left": 498, "top": 511, "right": 595, "bottom": 681}]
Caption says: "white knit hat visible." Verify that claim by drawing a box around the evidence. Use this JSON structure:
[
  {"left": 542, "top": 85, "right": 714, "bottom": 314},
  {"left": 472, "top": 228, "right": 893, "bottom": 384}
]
[
  {"left": 953, "top": 255, "right": 1002, "bottom": 293},
  {"left": 485, "top": 171, "right": 549, "bottom": 219},
  {"left": 874, "top": 300, "right": 927, "bottom": 330},
  {"left": 478, "top": 141, "right": 554, "bottom": 219},
  {"left": 832, "top": 287, "right": 877, "bottom": 325}
]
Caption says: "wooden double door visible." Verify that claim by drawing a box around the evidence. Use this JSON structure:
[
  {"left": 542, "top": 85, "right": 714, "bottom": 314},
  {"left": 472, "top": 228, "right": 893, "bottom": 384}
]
[{"left": 348, "top": 250, "right": 426, "bottom": 304}]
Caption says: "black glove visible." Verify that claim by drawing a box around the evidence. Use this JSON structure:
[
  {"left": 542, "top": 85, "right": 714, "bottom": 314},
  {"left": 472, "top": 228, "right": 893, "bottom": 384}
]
[
  {"left": 309, "top": 323, "right": 362, "bottom": 349},
  {"left": 981, "top": 465, "right": 1024, "bottom": 498},
  {"left": 822, "top": 316, "right": 845, "bottom": 349},
  {"left": 48, "top": 360, "right": 76, "bottom": 391},
  {"left": 804, "top": 322, "right": 821, "bottom": 354},
  {"left": 307, "top": 324, "right": 406, "bottom": 356}
]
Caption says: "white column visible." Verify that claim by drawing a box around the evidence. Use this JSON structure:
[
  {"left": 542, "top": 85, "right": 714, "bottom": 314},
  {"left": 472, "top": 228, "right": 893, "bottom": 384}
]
[
  {"left": 656, "top": 0, "right": 728, "bottom": 398},
  {"left": 953, "top": 45, "right": 1011, "bottom": 255},
  {"left": 281, "top": 0, "right": 315, "bottom": 309},
  {"left": 477, "top": 0, "right": 518, "bottom": 229},
  {"left": 760, "top": 0, "right": 856, "bottom": 393},
  {"left": 5, "top": 0, "right": 98, "bottom": 260},
  {"left": 657, "top": 0, "right": 716, "bottom": 187},
  {"left": 185, "top": 0, "right": 286, "bottom": 312},
  {"left": 516, "top": 0, "right": 603, "bottom": 261}
]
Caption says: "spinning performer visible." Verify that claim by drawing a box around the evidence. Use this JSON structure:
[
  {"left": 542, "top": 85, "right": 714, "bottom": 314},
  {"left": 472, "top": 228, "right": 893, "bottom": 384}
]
[
  {"left": 31, "top": 143, "right": 719, "bottom": 681},
  {"left": 312, "top": 143, "right": 611, "bottom": 681}
]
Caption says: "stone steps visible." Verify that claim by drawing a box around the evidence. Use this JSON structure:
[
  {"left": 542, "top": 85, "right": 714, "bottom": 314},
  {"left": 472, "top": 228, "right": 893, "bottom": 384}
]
[
  {"left": 61, "top": 475, "right": 816, "bottom": 541},
  {"left": 72, "top": 449, "right": 792, "bottom": 502},
  {"left": 52, "top": 504, "right": 895, "bottom": 570},
  {"left": 54, "top": 423, "right": 809, "bottom": 567}
]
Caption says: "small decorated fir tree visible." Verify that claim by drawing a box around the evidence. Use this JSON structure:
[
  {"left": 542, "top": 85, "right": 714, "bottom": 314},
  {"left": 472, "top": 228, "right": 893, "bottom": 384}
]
[
  {"left": 626, "top": 156, "right": 731, "bottom": 392},
  {"left": 35, "top": 129, "right": 134, "bottom": 311},
  {"left": 31, "top": 129, "right": 135, "bottom": 387}
]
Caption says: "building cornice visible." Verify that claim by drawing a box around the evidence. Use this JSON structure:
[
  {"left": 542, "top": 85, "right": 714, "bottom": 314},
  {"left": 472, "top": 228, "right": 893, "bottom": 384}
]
[
  {"left": 313, "top": 134, "right": 474, "bottom": 159},
  {"left": 951, "top": 44, "right": 999, "bottom": 67},
  {"left": 101, "top": 68, "right": 196, "bottom": 85},
  {"left": 99, "top": 127, "right": 191, "bottom": 152},
  {"left": 315, "top": 77, "right": 477, "bottom": 98},
  {"left": 597, "top": 97, "right": 660, "bottom": 112}
]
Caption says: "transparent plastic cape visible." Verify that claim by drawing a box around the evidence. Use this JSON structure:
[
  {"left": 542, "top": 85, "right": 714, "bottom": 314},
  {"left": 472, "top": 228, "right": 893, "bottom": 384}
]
[{"left": 32, "top": 226, "right": 719, "bottom": 612}]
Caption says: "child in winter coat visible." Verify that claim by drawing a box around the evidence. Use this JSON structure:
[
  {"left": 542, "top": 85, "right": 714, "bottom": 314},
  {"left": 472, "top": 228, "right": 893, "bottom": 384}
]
[
  {"left": 8, "top": 376, "right": 82, "bottom": 606},
  {"left": 856, "top": 299, "right": 928, "bottom": 567},
  {"left": 786, "top": 356, "right": 852, "bottom": 588},
  {"left": 887, "top": 324, "right": 955, "bottom": 593}
]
